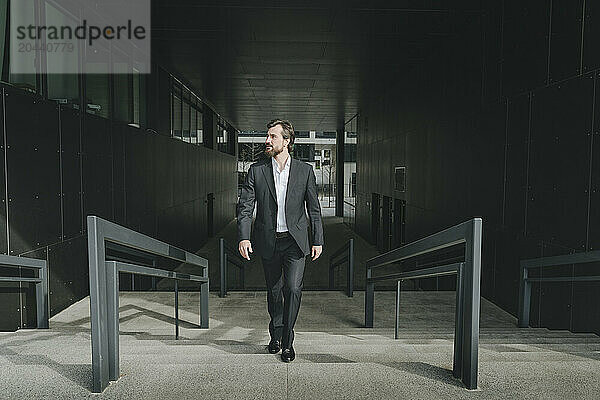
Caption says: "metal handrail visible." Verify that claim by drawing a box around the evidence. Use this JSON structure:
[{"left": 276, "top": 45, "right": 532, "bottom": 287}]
[
  {"left": 106, "top": 244, "right": 163, "bottom": 290},
  {"left": 364, "top": 218, "right": 482, "bottom": 390},
  {"left": 518, "top": 249, "right": 600, "bottom": 328},
  {"left": 219, "top": 238, "right": 247, "bottom": 297},
  {"left": 105, "top": 260, "right": 207, "bottom": 340},
  {"left": 0, "top": 254, "right": 49, "bottom": 329},
  {"left": 328, "top": 238, "right": 354, "bottom": 297},
  {"left": 87, "top": 215, "right": 209, "bottom": 393}
]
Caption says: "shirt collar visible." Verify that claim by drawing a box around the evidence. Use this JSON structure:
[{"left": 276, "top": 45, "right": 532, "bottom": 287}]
[{"left": 272, "top": 155, "right": 291, "bottom": 173}]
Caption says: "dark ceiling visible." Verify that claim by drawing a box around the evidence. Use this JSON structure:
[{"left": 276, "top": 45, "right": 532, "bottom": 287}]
[{"left": 152, "top": 1, "right": 480, "bottom": 131}]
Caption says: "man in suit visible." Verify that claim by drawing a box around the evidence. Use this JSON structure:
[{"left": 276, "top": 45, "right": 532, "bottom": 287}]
[{"left": 237, "top": 119, "right": 324, "bottom": 362}]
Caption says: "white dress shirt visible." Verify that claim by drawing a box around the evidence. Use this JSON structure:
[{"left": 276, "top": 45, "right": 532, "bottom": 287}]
[{"left": 272, "top": 156, "right": 290, "bottom": 232}]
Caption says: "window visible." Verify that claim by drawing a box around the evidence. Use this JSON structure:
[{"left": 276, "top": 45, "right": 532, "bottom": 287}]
[
  {"left": 172, "top": 91, "right": 182, "bottom": 139},
  {"left": 133, "top": 68, "right": 146, "bottom": 126},
  {"left": 46, "top": 2, "right": 79, "bottom": 107},
  {"left": 182, "top": 95, "right": 190, "bottom": 142},
  {"left": 195, "top": 102, "right": 203, "bottom": 143},
  {"left": 295, "top": 130, "right": 310, "bottom": 138},
  {"left": 293, "top": 144, "right": 314, "bottom": 161},
  {"left": 217, "top": 119, "right": 228, "bottom": 153},
  {"left": 8, "top": 0, "right": 37, "bottom": 92},
  {"left": 190, "top": 107, "right": 197, "bottom": 143},
  {"left": 239, "top": 131, "right": 267, "bottom": 137},
  {"left": 170, "top": 78, "right": 204, "bottom": 143},
  {"left": 316, "top": 131, "right": 336, "bottom": 138},
  {"left": 113, "top": 50, "right": 131, "bottom": 122},
  {"left": 85, "top": 40, "right": 110, "bottom": 117}
]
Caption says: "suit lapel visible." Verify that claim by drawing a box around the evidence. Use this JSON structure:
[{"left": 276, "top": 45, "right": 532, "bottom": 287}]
[{"left": 262, "top": 160, "right": 277, "bottom": 202}]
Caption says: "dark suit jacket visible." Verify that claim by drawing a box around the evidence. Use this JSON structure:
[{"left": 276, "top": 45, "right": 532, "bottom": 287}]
[{"left": 237, "top": 156, "right": 324, "bottom": 259}]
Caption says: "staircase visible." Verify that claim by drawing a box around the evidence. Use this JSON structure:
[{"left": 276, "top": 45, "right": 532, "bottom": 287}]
[{"left": 1, "top": 291, "right": 599, "bottom": 399}]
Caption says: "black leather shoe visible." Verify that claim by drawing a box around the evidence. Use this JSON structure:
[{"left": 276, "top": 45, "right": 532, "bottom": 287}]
[
  {"left": 268, "top": 339, "right": 281, "bottom": 354},
  {"left": 281, "top": 346, "right": 295, "bottom": 362}
]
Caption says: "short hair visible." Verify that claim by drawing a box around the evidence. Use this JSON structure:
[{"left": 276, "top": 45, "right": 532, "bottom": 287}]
[{"left": 267, "top": 119, "right": 295, "bottom": 152}]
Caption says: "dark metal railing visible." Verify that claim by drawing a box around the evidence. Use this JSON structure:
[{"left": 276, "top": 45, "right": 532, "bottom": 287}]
[
  {"left": 391, "top": 263, "right": 465, "bottom": 374},
  {"left": 364, "top": 218, "right": 482, "bottom": 390},
  {"left": 328, "top": 238, "right": 354, "bottom": 297},
  {"left": 87, "top": 215, "right": 209, "bottom": 393},
  {"left": 219, "top": 238, "right": 247, "bottom": 298},
  {"left": 518, "top": 249, "right": 600, "bottom": 328},
  {"left": 0, "top": 254, "right": 49, "bottom": 329}
]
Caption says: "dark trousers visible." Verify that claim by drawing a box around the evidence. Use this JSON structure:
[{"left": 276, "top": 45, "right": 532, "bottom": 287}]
[{"left": 262, "top": 235, "right": 306, "bottom": 348}]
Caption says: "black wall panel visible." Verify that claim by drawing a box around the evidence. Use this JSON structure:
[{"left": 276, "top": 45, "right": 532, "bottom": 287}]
[
  {"left": 59, "top": 107, "right": 82, "bottom": 238},
  {"left": 527, "top": 76, "right": 592, "bottom": 250},
  {"left": 111, "top": 124, "right": 125, "bottom": 224},
  {"left": 5, "top": 88, "right": 60, "bottom": 255},
  {"left": 154, "top": 134, "right": 174, "bottom": 211},
  {"left": 82, "top": 115, "right": 113, "bottom": 222},
  {"left": 171, "top": 142, "right": 186, "bottom": 207},
  {"left": 493, "top": 232, "right": 524, "bottom": 314},
  {"left": 0, "top": 281, "right": 20, "bottom": 331},
  {"left": 583, "top": 0, "right": 600, "bottom": 73},
  {"left": 124, "top": 128, "right": 156, "bottom": 235},
  {"left": 590, "top": 72, "right": 600, "bottom": 252},
  {"left": 572, "top": 74, "right": 600, "bottom": 334},
  {"left": 0, "top": 74, "right": 237, "bottom": 329},
  {"left": 537, "top": 242, "right": 574, "bottom": 330},
  {"left": 502, "top": 0, "right": 551, "bottom": 96},
  {"left": 350, "top": 0, "right": 600, "bottom": 334},
  {"left": 473, "top": 102, "right": 506, "bottom": 230},
  {"left": 19, "top": 247, "right": 47, "bottom": 327},
  {"left": 482, "top": 1, "right": 503, "bottom": 103},
  {"left": 548, "top": 0, "right": 584, "bottom": 82},
  {"left": 46, "top": 236, "right": 88, "bottom": 317},
  {"left": 504, "top": 94, "right": 530, "bottom": 234},
  {"left": 0, "top": 89, "right": 7, "bottom": 253},
  {"left": 571, "top": 278, "right": 600, "bottom": 334}
]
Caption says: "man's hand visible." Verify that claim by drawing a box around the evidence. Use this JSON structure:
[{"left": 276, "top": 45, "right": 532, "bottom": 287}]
[
  {"left": 239, "top": 240, "right": 253, "bottom": 260},
  {"left": 311, "top": 245, "right": 323, "bottom": 261}
]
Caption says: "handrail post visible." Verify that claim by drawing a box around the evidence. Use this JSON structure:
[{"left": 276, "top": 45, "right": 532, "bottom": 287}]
[
  {"left": 461, "top": 219, "right": 482, "bottom": 390},
  {"left": 361, "top": 218, "right": 482, "bottom": 390},
  {"left": 219, "top": 238, "right": 226, "bottom": 298},
  {"left": 35, "top": 262, "right": 49, "bottom": 329},
  {"left": 224, "top": 253, "right": 228, "bottom": 293},
  {"left": 453, "top": 263, "right": 465, "bottom": 379},
  {"left": 88, "top": 215, "right": 210, "bottom": 392},
  {"left": 151, "top": 259, "right": 157, "bottom": 291},
  {"left": 365, "top": 264, "right": 374, "bottom": 327},
  {"left": 106, "top": 260, "right": 120, "bottom": 382},
  {"left": 175, "top": 280, "right": 179, "bottom": 340},
  {"left": 348, "top": 238, "right": 354, "bottom": 297},
  {"left": 200, "top": 263, "right": 209, "bottom": 329},
  {"left": 88, "top": 217, "right": 110, "bottom": 393},
  {"left": 517, "top": 263, "right": 530, "bottom": 328},
  {"left": 394, "top": 280, "right": 401, "bottom": 339}
]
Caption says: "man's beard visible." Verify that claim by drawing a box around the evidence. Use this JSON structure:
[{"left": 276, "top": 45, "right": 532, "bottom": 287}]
[{"left": 265, "top": 145, "right": 282, "bottom": 157}]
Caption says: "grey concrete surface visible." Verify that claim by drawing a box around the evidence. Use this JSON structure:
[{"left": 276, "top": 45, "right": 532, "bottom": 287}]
[{"left": 1, "top": 291, "right": 600, "bottom": 399}]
